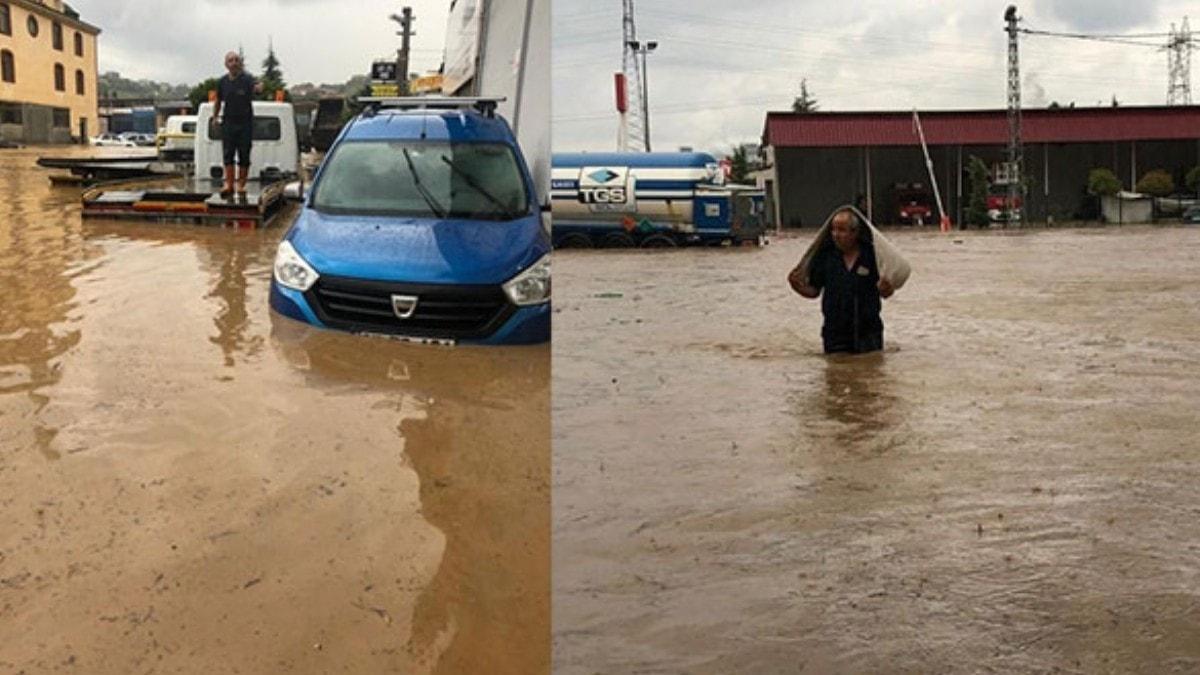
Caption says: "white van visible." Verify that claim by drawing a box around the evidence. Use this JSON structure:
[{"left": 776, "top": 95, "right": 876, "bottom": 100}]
[
  {"left": 195, "top": 101, "right": 300, "bottom": 182},
  {"left": 158, "top": 114, "right": 197, "bottom": 161}
]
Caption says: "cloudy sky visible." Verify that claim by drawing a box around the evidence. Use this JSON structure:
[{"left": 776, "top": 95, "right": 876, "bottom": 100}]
[
  {"left": 553, "top": 0, "right": 1195, "bottom": 153},
  {"left": 81, "top": 0, "right": 453, "bottom": 86}
]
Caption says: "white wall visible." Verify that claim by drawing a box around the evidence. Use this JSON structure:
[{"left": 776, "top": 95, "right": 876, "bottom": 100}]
[{"left": 477, "top": 0, "right": 549, "bottom": 207}]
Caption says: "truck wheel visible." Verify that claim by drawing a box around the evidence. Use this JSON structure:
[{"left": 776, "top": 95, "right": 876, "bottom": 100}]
[
  {"left": 556, "top": 233, "right": 593, "bottom": 249},
  {"left": 640, "top": 234, "right": 677, "bottom": 248},
  {"left": 601, "top": 232, "right": 636, "bottom": 248}
]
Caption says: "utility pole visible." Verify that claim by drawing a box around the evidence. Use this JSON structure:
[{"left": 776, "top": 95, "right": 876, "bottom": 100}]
[
  {"left": 390, "top": 7, "right": 415, "bottom": 95},
  {"left": 1166, "top": 17, "right": 1193, "bottom": 105},
  {"left": 620, "top": 0, "right": 648, "bottom": 152},
  {"left": 1004, "top": 5, "right": 1023, "bottom": 225}
]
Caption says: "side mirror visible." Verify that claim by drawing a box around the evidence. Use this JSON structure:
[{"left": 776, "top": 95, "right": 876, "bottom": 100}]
[
  {"left": 540, "top": 201, "right": 552, "bottom": 235},
  {"left": 283, "top": 180, "right": 308, "bottom": 202}
]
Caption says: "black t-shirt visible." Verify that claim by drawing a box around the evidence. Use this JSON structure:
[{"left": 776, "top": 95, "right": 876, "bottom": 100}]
[
  {"left": 809, "top": 242, "right": 884, "bottom": 345},
  {"left": 216, "top": 72, "right": 256, "bottom": 123}
]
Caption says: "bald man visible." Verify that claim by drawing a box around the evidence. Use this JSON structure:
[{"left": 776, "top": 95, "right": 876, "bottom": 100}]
[
  {"left": 789, "top": 209, "right": 894, "bottom": 354},
  {"left": 212, "top": 51, "right": 261, "bottom": 197}
]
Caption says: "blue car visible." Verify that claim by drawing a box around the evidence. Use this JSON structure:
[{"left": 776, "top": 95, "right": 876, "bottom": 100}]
[{"left": 270, "top": 98, "right": 550, "bottom": 345}]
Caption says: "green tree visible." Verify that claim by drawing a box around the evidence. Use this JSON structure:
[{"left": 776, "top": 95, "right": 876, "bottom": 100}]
[
  {"left": 1087, "top": 168, "right": 1121, "bottom": 196},
  {"left": 340, "top": 81, "right": 374, "bottom": 124},
  {"left": 1135, "top": 169, "right": 1174, "bottom": 197},
  {"left": 966, "top": 155, "right": 990, "bottom": 227},
  {"left": 260, "top": 41, "right": 289, "bottom": 101},
  {"left": 99, "top": 71, "right": 190, "bottom": 101},
  {"left": 188, "top": 77, "right": 221, "bottom": 110},
  {"left": 792, "top": 79, "right": 818, "bottom": 113},
  {"left": 1185, "top": 166, "right": 1200, "bottom": 193},
  {"left": 728, "top": 145, "right": 751, "bottom": 184}
]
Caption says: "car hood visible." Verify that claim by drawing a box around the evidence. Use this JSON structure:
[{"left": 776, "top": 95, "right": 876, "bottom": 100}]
[{"left": 287, "top": 208, "right": 548, "bottom": 285}]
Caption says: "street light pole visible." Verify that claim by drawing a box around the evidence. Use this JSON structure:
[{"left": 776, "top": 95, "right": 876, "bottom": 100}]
[{"left": 627, "top": 40, "right": 657, "bottom": 152}]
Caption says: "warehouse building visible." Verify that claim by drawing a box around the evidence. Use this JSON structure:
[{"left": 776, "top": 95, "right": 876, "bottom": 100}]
[
  {"left": 760, "top": 106, "right": 1200, "bottom": 227},
  {"left": 0, "top": 0, "right": 100, "bottom": 144}
]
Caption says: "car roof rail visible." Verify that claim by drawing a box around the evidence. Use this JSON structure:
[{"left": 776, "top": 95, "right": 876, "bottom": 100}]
[{"left": 357, "top": 96, "right": 507, "bottom": 119}]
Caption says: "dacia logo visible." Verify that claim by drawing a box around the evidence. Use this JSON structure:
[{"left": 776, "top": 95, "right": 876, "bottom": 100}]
[{"left": 587, "top": 169, "right": 620, "bottom": 184}]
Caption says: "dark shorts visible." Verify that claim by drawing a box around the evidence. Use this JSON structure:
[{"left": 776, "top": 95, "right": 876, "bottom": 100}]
[
  {"left": 823, "top": 330, "right": 883, "bottom": 355},
  {"left": 221, "top": 121, "right": 252, "bottom": 167}
]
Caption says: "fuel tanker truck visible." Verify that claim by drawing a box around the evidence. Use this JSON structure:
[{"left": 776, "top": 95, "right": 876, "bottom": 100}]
[{"left": 550, "top": 151, "right": 768, "bottom": 248}]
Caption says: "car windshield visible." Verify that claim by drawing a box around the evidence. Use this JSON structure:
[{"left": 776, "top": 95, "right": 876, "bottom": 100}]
[{"left": 312, "top": 140, "right": 529, "bottom": 220}]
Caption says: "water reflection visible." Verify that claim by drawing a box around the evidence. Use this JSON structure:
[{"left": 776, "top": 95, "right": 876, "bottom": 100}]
[
  {"left": 816, "top": 352, "right": 902, "bottom": 449},
  {"left": 200, "top": 233, "right": 268, "bottom": 366},
  {"left": 0, "top": 148, "right": 88, "bottom": 459},
  {"left": 78, "top": 217, "right": 282, "bottom": 369},
  {"left": 271, "top": 319, "right": 551, "bottom": 675}
]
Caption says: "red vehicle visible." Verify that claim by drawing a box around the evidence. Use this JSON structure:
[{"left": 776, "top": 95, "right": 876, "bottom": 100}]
[
  {"left": 894, "top": 182, "right": 934, "bottom": 224},
  {"left": 987, "top": 184, "right": 1023, "bottom": 222}
]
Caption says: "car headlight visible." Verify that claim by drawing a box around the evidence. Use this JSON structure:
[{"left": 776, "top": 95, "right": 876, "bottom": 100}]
[
  {"left": 273, "top": 240, "right": 319, "bottom": 292},
  {"left": 503, "top": 254, "right": 550, "bottom": 306}
]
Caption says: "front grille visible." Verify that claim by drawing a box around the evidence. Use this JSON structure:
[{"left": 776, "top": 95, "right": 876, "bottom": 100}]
[{"left": 306, "top": 275, "right": 514, "bottom": 340}]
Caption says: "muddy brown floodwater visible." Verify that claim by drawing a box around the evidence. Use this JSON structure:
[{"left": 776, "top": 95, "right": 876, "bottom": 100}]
[
  {"left": 553, "top": 226, "right": 1200, "bottom": 673},
  {"left": 0, "top": 148, "right": 549, "bottom": 674}
]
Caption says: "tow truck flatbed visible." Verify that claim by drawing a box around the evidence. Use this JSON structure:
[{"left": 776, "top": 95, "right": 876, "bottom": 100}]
[
  {"left": 81, "top": 176, "right": 289, "bottom": 228},
  {"left": 37, "top": 154, "right": 188, "bottom": 186}
]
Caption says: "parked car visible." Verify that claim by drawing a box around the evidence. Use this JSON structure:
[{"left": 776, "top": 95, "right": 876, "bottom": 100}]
[
  {"left": 1156, "top": 194, "right": 1198, "bottom": 217},
  {"left": 117, "top": 131, "right": 154, "bottom": 146},
  {"left": 1183, "top": 205, "right": 1200, "bottom": 224},
  {"left": 269, "top": 97, "right": 550, "bottom": 345},
  {"left": 90, "top": 133, "right": 136, "bottom": 147}
]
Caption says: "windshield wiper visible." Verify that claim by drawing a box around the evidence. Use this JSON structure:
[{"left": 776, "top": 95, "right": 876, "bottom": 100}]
[
  {"left": 402, "top": 148, "right": 447, "bottom": 218},
  {"left": 440, "top": 155, "right": 521, "bottom": 219}
]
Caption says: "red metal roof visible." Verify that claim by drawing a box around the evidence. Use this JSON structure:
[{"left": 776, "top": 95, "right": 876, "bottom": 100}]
[{"left": 764, "top": 106, "right": 1200, "bottom": 147}]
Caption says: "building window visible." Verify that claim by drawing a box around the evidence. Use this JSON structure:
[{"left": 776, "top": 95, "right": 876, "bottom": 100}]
[
  {"left": 54, "top": 63, "right": 64, "bottom": 91},
  {"left": 52, "top": 21, "right": 62, "bottom": 50},
  {"left": 207, "top": 116, "right": 282, "bottom": 141},
  {"left": 0, "top": 4, "right": 10, "bottom": 36},
  {"left": 52, "top": 108, "right": 69, "bottom": 129},
  {"left": 1, "top": 50, "right": 13, "bottom": 84},
  {"left": 26, "top": 14, "right": 37, "bottom": 37},
  {"left": 0, "top": 103, "right": 22, "bottom": 125},
  {"left": 74, "top": 69, "right": 83, "bottom": 95},
  {"left": 74, "top": 31, "right": 83, "bottom": 56}
]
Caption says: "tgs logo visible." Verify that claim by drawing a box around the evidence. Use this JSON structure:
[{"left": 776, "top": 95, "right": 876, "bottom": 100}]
[{"left": 579, "top": 187, "right": 628, "bottom": 204}]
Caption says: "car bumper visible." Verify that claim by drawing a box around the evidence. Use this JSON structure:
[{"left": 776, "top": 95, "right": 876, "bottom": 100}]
[{"left": 270, "top": 282, "right": 550, "bottom": 345}]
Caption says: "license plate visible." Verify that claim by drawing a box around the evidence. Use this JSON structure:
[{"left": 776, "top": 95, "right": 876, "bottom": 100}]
[{"left": 358, "top": 331, "right": 456, "bottom": 347}]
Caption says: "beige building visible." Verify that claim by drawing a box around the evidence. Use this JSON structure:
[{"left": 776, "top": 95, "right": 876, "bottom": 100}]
[{"left": 0, "top": 0, "right": 99, "bottom": 144}]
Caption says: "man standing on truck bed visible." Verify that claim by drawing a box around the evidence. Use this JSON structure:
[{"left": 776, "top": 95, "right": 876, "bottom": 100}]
[
  {"left": 789, "top": 208, "right": 895, "bottom": 354},
  {"left": 213, "top": 51, "right": 262, "bottom": 198}
]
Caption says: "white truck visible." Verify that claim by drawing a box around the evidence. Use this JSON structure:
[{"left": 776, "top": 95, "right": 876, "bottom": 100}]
[
  {"left": 441, "top": 0, "right": 549, "bottom": 210},
  {"left": 194, "top": 101, "right": 301, "bottom": 182},
  {"left": 157, "top": 114, "right": 197, "bottom": 162}
]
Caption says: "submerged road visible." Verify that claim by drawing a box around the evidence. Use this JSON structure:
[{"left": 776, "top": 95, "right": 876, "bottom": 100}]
[
  {"left": 0, "top": 148, "right": 549, "bottom": 674},
  {"left": 553, "top": 227, "right": 1200, "bottom": 673}
]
